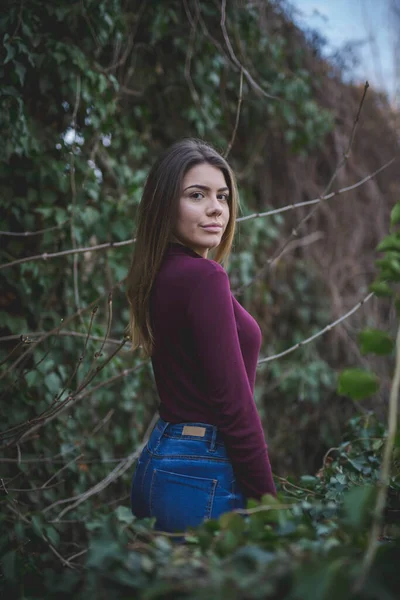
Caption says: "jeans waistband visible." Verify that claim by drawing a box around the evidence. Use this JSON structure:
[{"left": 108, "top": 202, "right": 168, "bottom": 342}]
[{"left": 150, "top": 417, "right": 224, "bottom": 453}]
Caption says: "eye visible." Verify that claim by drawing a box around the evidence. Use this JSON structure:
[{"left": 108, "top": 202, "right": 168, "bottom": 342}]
[
  {"left": 218, "top": 193, "right": 229, "bottom": 201},
  {"left": 190, "top": 192, "right": 204, "bottom": 200}
]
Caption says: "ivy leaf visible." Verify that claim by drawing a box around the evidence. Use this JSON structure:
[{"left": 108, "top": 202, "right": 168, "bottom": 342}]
[
  {"left": 14, "top": 61, "right": 26, "bottom": 86},
  {"left": 114, "top": 505, "right": 135, "bottom": 525},
  {"left": 358, "top": 328, "right": 394, "bottom": 355},
  {"left": 4, "top": 41, "right": 16, "bottom": 64},
  {"left": 337, "top": 368, "right": 380, "bottom": 400},
  {"left": 342, "top": 485, "right": 376, "bottom": 530},
  {"left": 368, "top": 280, "right": 393, "bottom": 297},
  {"left": 1, "top": 551, "right": 16, "bottom": 582},
  {"left": 219, "top": 512, "right": 246, "bottom": 536},
  {"left": 391, "top": 202, "right": 400, "bottom": 226},
  {"left": 377, "top": 235, "right": 400, "bottom": 253}
]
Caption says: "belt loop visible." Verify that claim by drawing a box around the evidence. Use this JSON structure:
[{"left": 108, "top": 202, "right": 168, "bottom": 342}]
[
  {"left": 153, "top": 418, "right": 169, "bottom": 452},
  {"left": 209, "top": 425, "right": 217, "bottom": 453}
]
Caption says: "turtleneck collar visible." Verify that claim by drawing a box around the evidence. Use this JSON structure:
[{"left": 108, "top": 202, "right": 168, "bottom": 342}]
[{"left": 166, "top": 242, "right": 204, "bottom": 259}]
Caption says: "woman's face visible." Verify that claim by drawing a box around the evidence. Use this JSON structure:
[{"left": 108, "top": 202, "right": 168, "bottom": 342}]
[{"left": 171, "top": 163, "right": 230, "bottom": 259}]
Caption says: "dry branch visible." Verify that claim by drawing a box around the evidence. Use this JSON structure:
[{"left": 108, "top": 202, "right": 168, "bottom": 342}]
[
  {"left": 0, "top": 157, "right": 395, "bottom": 271},
  {"left": 220, "top": 0, "right": 279, "bottom": 101},
  {"left": 224, "top": 66, "right": 244, "bottom": 158},
  {"left": 234, "top": 81, "right": 371, "bottom": 297}
]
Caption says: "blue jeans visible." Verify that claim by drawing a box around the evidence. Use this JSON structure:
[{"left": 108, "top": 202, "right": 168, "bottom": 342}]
[{"left": 130, "top": 417, "right": 247, "bottom": 533}]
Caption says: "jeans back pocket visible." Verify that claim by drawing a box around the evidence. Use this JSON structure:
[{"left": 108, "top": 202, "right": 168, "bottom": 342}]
[{"left": 149, "top": 467, "right": 217, "bottom": 533}]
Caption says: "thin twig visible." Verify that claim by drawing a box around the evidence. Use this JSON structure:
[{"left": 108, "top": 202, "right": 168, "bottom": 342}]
[
  {"left": 67, "top": 548, "right": 88, "bottom": 562},
  {"left": 49, "top": 307, "right": 99, "bottom": 409},
  {"left": 3, "top": 340, "right": 131, "bottom": 447},
  {"left": 0, "top": 278, "right": 124, "bottom": 383},
  {"left": 324, "top": 82, "right": 369, "bottom": 196},
  {"left": 5, "top": 481, "right": 65, "bottom": 492},
  {"left": 0, "top": 238, "right": 135, "bottom": 270},
  {"left": 236, "top": 158, "right": 396, "bottom": 222},
  {"left": 7, "top": 502, "right": 76, "bottom": 570},
  {"left": 0, "top": 339, "right": 24, "bottom": 366},
  {"left": 233, "top": 502, "right": 294, "bottom": 515},
  {"left": 104, "top": 0, "right": 148, "bottom": 73},
  {"left": 234, "top": 82, "right": 371, "bottom": 296},
  {"left": 3, "top": 288, "right": 375, "bottom": 446},
  {"left": 77, "top": 294, "right": 112, "bottom": 390},
  {"left": 70, "top": 75, "right": 83, "bottom": 322},
  {"left": 0, "top": 330, "right": 124, "bottom": 346},
  {"left": 224, "top": 66, "right": 244, "bottom": 158},
  {"left": 0, "top": 219, "right": 71, "bottom": 237},
  {"left": 46, "top": 413, "right": 159, "bottom": 520},
  {"left": 1, "top": 154, "right": 395, "bottom": 272},
  {"left": 220, "top": 0, "right": 279, "bottom": 101},
  {"left": 354, "top": 323, "right": 400, "bottom": 591},
  {"left": 256, "top": 292, "right": 374, "bottom": 364},
  {"left": 183, "top": 0, "right": 214, "bottom": 129},
  {"left": 0, "top": 310, "right": 99, "bottom": 441},
  {"left": 90, "top": 408, "right": 114, "bottom": 436},
  {"left": 41, "top": 454, "right": 84, "bottom": 489}
]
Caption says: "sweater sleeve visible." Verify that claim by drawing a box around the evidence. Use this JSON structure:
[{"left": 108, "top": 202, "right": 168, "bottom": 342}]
[{"left": 186, "top": 266, "right": 276, "bottom": 500}]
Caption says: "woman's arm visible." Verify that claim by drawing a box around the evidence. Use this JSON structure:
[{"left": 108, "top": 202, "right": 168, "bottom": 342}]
[{"left": 186, "top": 265, "right": 276, "bottom": 500}]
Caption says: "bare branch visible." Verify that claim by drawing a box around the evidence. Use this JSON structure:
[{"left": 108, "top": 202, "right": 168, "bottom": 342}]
[
  {"left": 41, "top": 454, "right": 84, "bottom": 489},
  {"left": 257, "top": 292, "right": 374, "bottom": 365},
  {"left": 220, "top": 0, "right": 279, "bottom": 101},
  {"left": 7, "top": 502, "right": 76, "bottom": 569},
  {"left": 324, "top": 81, "right": 370, "bottom": 196},
  {"left": 355, "top": 322, "right": 400, "bottom": 590},
  {"left": 103, "top": 0, "right": 148, "bottom": 73},
  {"left": 74, "top": 293, "right": 113, "bottom": 392},
  {"left": 0, "top": 219, "right": 71, "bottom": 237},
  {"left": 1, "top": 154, "right": 395, "bottom": 271},
  {"left": 0, "top": 238, "right": 135, "bottom": 270},
  {"left": 3, "top": 339, "right": 128, "bottom": 447},
  {"left": 45, "top": 413, "right": 159, "bottom": 520},
  {"left": 0, "top": 330, "right": 125, "bottom": 346},
  {"left": 224, "top": 66, "right": 244, "bottom": 158},
  {"left": 237, "top": 157, "right": 396, "bottom": 222},
  {"left": 0, "top": 278, "right": 124, "bottom": 383},
  {"left": 183, "top": 0, "right": 214, "bottom": 129},
  {"left": 0, "top": 338, "right": 25, "bottom": 366},
  {"left": 233, "top": 82, "right": 371, "bottom": 296},
  {"left": 1, "top": 291, "right": 376, "bottom": 447}
]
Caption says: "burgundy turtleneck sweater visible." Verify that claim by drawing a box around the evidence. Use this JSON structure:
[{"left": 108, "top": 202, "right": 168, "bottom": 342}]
[{"left": 149, "top": 241, "right": 276, "bottom": 500}]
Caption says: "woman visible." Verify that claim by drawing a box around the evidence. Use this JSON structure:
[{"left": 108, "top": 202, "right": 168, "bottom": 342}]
[{"left": 126, "top": 138, "right": 276, "bottom": 534}]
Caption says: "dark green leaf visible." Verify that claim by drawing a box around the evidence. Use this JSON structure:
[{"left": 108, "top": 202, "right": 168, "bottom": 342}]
[
  {"left": 390, "top": 202, "right": 400, "bottom": 226},
  {"left": 377, "top": 235, "right": 400, "bottom": 254},
  {"left": 342, "top": 485, "right": 376, "bottom": 530},
  {"left": 358, "top": 328, "right": 394, "bottom": 355},
  {"left": 368, "top": 281, "right": 393, "bottom": 297},
  {"left": 338, "top": 368, "right": 380, "bottom": 400}
]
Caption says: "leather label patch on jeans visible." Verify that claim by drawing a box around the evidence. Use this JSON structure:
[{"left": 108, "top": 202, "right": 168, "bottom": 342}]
[{"left": 182, "top": 425, "right": 206, "bottom": 437}]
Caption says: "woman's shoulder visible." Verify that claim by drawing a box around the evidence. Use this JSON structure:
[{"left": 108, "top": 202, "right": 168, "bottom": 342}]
[{"left": 189, "top": 257, "right": 226, "bottom": 280}]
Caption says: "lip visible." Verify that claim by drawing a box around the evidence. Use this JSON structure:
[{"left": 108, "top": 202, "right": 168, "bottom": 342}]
[{"left": 201, "top": 225, "right": 223, "bottom": 230}]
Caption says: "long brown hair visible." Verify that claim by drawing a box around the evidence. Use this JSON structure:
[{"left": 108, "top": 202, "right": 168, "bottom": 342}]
[{"left": 126, "top": 138, "right": 241, "bottom": 359}]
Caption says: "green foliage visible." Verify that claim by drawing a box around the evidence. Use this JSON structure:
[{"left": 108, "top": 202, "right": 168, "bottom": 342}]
[
  {"left": 338, "top": 368, "right": 380, "bottom": 400},
  {"left": 1, "top": 415, "right": 399, "bottom": 599},
  {"left": 0, "top": 0, "right": 398, "bottom": 598},
  {"left": 358, "top": 328, "right": 394, "bottom": 356}
]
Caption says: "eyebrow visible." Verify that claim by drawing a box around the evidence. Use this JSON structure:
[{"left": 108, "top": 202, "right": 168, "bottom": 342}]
[{"left": 183, "top": 184, "right": 229, "bottom": 193}]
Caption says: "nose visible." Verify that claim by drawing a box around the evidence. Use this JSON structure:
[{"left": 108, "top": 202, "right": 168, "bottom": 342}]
[{"left": 207, "top": 194, "right": 224, "bottom": 214}]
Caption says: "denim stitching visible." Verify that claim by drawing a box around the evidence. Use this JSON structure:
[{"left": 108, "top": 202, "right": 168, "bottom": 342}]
[
  {"left": 140, "top": 448, "right": 152, "bottom": 495},
  {"left": 161, "top": 431, "right": 224, "bottom": 446},
  {"left": 149, "top": 452, "right": 230, "bottom": 463},
  {"left": 149, "top": 468, "right": 157, "bottom": 517},
  {"left": 205, "top": 480, "right": 217, "bottom": 519}
]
